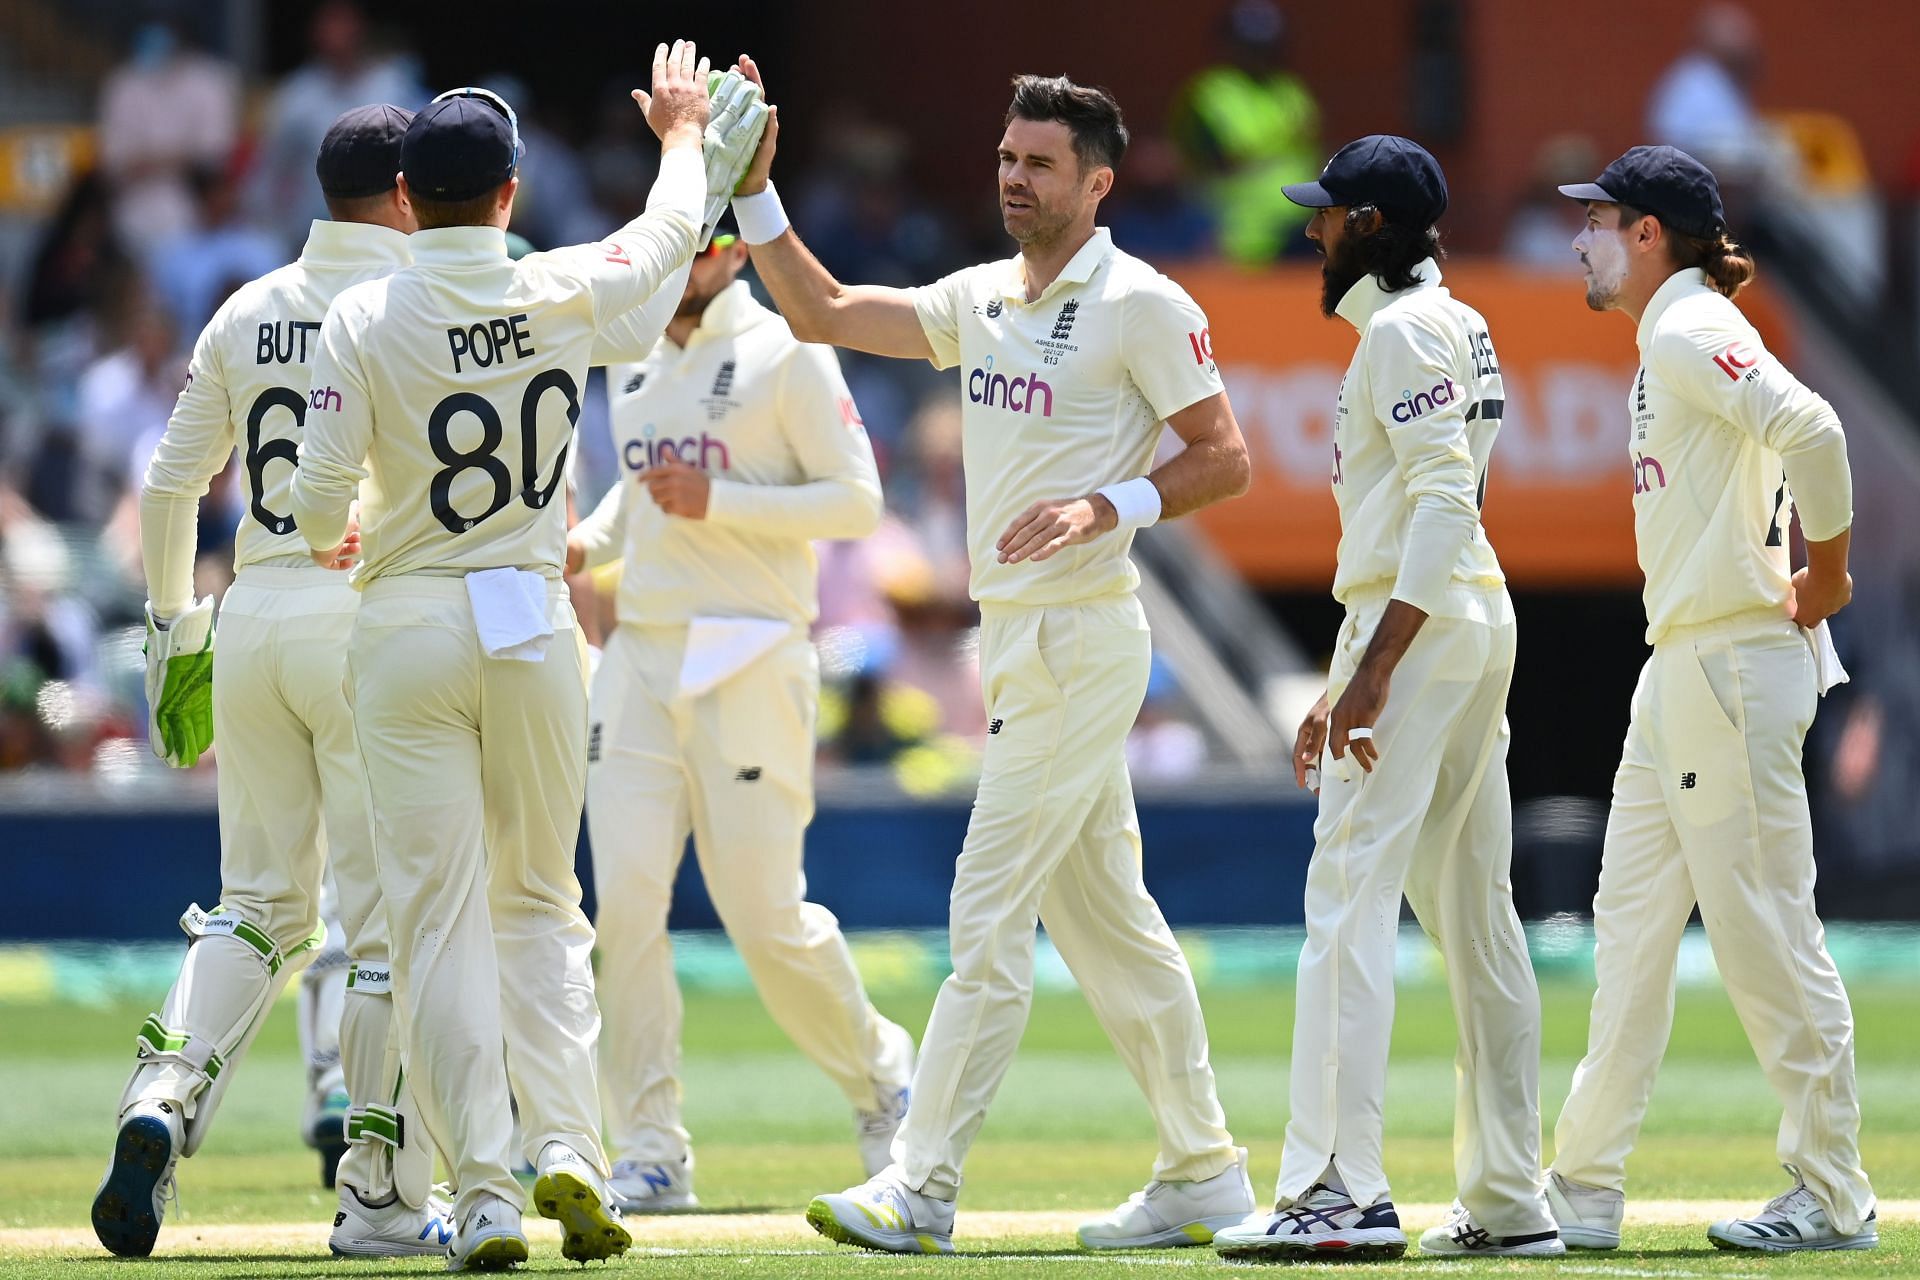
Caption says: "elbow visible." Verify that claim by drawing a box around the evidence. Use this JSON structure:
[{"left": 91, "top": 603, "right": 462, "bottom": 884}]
[
  {"left": 849, "top": 485, "right": 885, "bottom": 538},
  {"left": 787, "top": 308, "right": 832, "bottom": 345},
  {"left": 1225, "top": 441, "right": 1253, "bottom": 499}
]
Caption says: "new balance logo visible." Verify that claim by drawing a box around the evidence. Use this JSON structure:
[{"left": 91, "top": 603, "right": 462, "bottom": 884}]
[
  {"left": 736, "top": 766, "right": 762, "bottom": 782},
  {"left": 420, "top": 1218, "right": 453, "bottom": 1245},
  {"left": 985, "top": 299, "right": 1004, "bottom": 319},
  {"left": 642, "top": 1165, "right": 675, "bottom": 1192},
  {"left": 1681, "top": 772, "right": 1698, "bottom": 789},
  {"left": 622, "top": 372, "right": 646, "bottom": 395},
  {"left": 334, "top": 1212, "right": 347, "bottom": 1228},
  {"left": 988, "top": 718, "right": 1004, "bottom": 735}
]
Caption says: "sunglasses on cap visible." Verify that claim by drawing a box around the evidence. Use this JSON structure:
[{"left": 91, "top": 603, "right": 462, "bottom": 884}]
[
  {"left": 429, "top": 85, "right": 524, "bottom": 164},
  {"left": 700, "top": 233, "right": 740, "bottom": 258}
]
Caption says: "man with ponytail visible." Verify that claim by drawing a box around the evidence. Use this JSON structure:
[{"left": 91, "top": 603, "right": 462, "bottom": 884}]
[{"left": 1549, "top": 145, "right": 1877, "bottom": 1254}]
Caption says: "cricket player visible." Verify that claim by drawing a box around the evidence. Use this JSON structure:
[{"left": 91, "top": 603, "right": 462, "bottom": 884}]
[
  {"left": 93, "top": 105, "right": 453, "bottom": 1260},
  {"left": 722, "top": 63, "right": 1257, "bottom": 1254},
  {"left": 569, "top": 232, "right": 914, "bottom": 1210},
  {"left": 290, "top": 47, "right": 765, "bottom": 1270},
  {"left": 1213, "top": 136, "right": 1563, "bottom": 1261},
  {"left": 1547, "top": 146, "right": 1877, "bottom": 1253}
]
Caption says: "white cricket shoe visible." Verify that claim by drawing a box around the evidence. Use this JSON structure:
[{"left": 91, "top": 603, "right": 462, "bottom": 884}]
[
  {"left": 1708, "top": 1181, "right": 1878, "bottom": 1252},
  {"left": 806, "top": 1169, "right": 955, "bottom": 1254},
  {"left": 533, "top": 1141, "right": 632, "bottom": 1262},
  {"left": 1079, "top": 1146, "right": 1256, "bottom": 1248},
  {"left": 1212, "top": 1183, "right": 1408, "bottom": 1262},
  {"left": 445, "top": 1193, "right": 527, "bottom": 1272},
  {"left": 91, "top": 1099, "right": 184, "bottom": 1257},
  {"left": 330, "top": 1186, "right": 456, "bottom": 1257},
  {"left": 609, "top": 1152, "right": 699, "bottom": 1213},
  {"left": 1547, "top": 1170, "right": 1624, "bottom": 1249},
  {"left": 1418, "top": 1199, "right": 1566, "bottom": 1256}
]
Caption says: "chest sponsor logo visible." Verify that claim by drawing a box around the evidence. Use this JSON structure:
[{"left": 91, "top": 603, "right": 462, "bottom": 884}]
[
  {"left": 967, "top": 354, "right": 1053, "bottom": 416},
  {"left": 624, "top": 424, "right": 732, "bottom": 474},
  {"left": 1391, "top": 377, "right": 1459, "bottom": 422},
  {"left": 1712, "top": 342, "right": 1756, "bottom": 381},
  {"left": 1632, "top": 450, "right": 1666, "bottom": 494}
]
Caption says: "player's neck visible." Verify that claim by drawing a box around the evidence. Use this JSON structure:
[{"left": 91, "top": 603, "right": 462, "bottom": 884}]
[
  {"left": 1018, "top": 223, "right": 1096, "bottom": 301},
  {"left": 665, "top": 313, "right": 701, "bottom": 348}
]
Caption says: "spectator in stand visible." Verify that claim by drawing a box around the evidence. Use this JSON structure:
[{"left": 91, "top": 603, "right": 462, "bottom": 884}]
[
  {"left": 581, "top": 73, "right": 661, "bottom": 227},
  {"left": 1103, "top": 136, "right": 1215, "bottom": 264},
  {"left": 150, "top": 165, "right": 285, "bottom": 335},
  {"left": 247, "top": 0, "right": 425, "bottom": 247},
  {"left": 96, "top": 17, "right": 240, "bottom": 259},
  {"left": 1170, "top": 0, "right": 1321, "bottom": 264},
  {"left": 1125, "top": 657, "right": 1208, "bottom": 781},
  {"left": 477, "top": 76, "right": 606, "bottom": 250},
  {"left": 73, "top": 301, "right": 184, "bottom": 524},
  {"left": 1645, "top": 4, "right": 1773, "bottom": 178},
  {"left": 1504, "top": 136, "right": 1601, "bottom": 271}
]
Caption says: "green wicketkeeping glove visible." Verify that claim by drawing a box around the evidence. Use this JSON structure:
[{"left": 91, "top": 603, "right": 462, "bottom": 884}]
[
  {"left": 144, "top": 595, "right": 216, "bottom": 768},
  {"left": 702, "top": 69, "right": 769, "bottom": 247}
]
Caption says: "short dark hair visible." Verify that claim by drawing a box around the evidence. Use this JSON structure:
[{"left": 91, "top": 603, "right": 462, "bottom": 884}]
[
  {"left": 1616, "top": 204, "right": 1757, "bottom": 299},
  {"left": 1347, "top": 205, "right": 1443, "bottom": 293},
  {"left": 1005, "top": 75, "right": 1129, "bottom": 171},
  {"left": 411, "top": 182, "right": 507, "bottom": 231},
  {"left": 323, "top": 190, "right": 394, "bottom": 223}
]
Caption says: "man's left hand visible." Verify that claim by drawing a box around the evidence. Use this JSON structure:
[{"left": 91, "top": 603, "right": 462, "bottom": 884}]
[
  {"left": 1328, "top": 661, "right": 1390, "bottom": 773},
  {"left": 996, "top": 495, "right": 1117, "bottom": 564},
  {"left": 646, "top": 459, "right": 711, "bottom": 519},
  {"left": 1791, "top": 565, "right": 1853, "bottom": 629}
]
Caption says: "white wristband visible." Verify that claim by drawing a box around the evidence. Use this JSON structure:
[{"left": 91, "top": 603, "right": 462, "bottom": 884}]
[
  {"left": 731, "top": 182, "right": 789, "bottom": 244},
  {"left": 1095, "top": 476, "right": 1162, "bottom": 531}
]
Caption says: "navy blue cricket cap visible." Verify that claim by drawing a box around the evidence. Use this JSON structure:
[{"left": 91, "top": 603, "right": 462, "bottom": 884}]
[
  {"left": 315, "top": 104, "right": 414, "bottom": 199},
  {"left": 402, "top": 87, "right": 522, "bottom": 202},
  {"left": 1283, "top": 134, "right": 1448, "bottom": 227},
  {"left": 1559, "top": 145, "right": 1726, "bottom": 240}
]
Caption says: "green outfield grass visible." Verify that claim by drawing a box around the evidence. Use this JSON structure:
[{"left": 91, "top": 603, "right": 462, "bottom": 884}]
[{"left": 3, "top": 976, "right": 1915, "bottom": 1277}]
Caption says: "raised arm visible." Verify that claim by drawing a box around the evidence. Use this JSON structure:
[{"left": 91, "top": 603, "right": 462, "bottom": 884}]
[{"left": 727, "top": 57, "right": 933, "bottom": 360}]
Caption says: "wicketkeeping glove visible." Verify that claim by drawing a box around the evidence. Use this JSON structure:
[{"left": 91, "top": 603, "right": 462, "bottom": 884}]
[
  {"left": 144, "top": 595, "right": 216, "bottom": 768},
  {"left": 701, "top": 70, "right": 769, "bottom": 247}
]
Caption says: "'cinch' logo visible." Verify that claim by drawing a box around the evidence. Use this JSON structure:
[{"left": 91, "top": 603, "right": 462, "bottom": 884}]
[
  {"left": 968, "top": 355, "right": 1053, "bottom": 416},
  {"left": 1390, "top": 378, "right": 1457, "bottom": 423},
  {"left": 309, "top": 386, "right": 342, "bottom": 412}
]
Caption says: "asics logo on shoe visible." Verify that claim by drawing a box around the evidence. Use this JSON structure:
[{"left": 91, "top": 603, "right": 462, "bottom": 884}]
[
  {"left": 420, "top": 1219, "right": 453, "bottom": 1245},
  {"left": 1451, "top": 1222, "right": 1494, "bottom": 1248}
]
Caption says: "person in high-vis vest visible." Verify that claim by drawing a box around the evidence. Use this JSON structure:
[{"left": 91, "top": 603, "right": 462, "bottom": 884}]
[
  {"left": 722, "top": 61, "right": 1257, "bottom": 1256},
  {"left": 290, "top": 49, "right": 765, "bottom": 1270},
  {"left": 568, "top": 233, "right": 914, "bottom": 1212},
  {"left": 1211, "top": 136, "right": 1562, "bottom": 1263},
  {"left": 1547, "top": 145, "right": 1877, "bottom": 1255},
  {"left": 93, "top": 105, "right": 453, "bottom": 1262},
  {"left": 1169, "top": 0, "right": 1320, "bottom": 264}
]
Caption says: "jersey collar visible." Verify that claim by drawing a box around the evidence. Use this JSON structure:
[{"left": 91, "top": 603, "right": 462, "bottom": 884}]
[
  {"left": 689, "top": 280, "right": 762, "bottom": 343},
  {"left": 299, "top": 219, "right": 411, "bottom": 270},
  {"left": 1636, "top": 268, "right": 1710, "bottom": 352},
  {"left": 998, "top": 227, "right": 1114, "bottom": 302},
  {"left": 409, "top": 225, "right": 510, "bottom": 268},
  {"left": 1333, "top": 257, "right": 1443, "bottom": 334}
]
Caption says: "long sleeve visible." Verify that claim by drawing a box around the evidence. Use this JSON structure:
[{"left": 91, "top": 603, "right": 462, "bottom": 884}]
[
  {"left": 532, "top": 146, "right": 701, "bottom": 330},
  {"left": 571, "top": 473, "right": 630, "bottom": 571},
  {"left": 1370, "top": 314, "right": 1480, "bottom": 616},
  {"left": 290, "top": 299, "right": 374, "bottom": 552},
  {"left": 140, "top": 315, "right": 235, "bottom": 619},
  {"left": 590, "top": 261, "right": 692, "bottom": 366},
  {"left": 1652, "top": 321, "right": 1853, "bottom": 541},
  {"left": 704, "top": 343, "right": 882, "bottom": 540}
]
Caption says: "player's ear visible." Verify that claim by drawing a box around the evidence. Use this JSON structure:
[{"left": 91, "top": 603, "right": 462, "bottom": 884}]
[
  {"left": 499, "top": 176, "right": 520, "bottom": 219},
  {"left": 1087, "top": 164, "right": 1114, "bottom": 202}
]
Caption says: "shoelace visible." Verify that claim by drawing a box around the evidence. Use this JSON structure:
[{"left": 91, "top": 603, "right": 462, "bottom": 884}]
[{"left": 1760, "top": 1184, "right": 1816, "bottom": 1217}]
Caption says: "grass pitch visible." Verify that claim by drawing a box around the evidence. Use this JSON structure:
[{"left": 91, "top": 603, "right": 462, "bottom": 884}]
[{"left": 3, "top": 970, "right": 1914, "bottom": 1277}]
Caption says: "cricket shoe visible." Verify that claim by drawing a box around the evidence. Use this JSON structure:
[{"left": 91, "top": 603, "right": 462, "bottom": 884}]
[
  {"left": 330, "top": 1185, "right": 457, "bottom": 1257},
  {"left": 806, "top": 1169, "right": 955, "bottom": 1254},
  {"left": 1707, "top": 1181, "right": 1878, "bottom": 1252},
  {"left": 1419, "top": 1199, "right": 1566, "bottom": 1256},
  {"left": 609, "top": 1152, "right": 699, "bottom": 1213},
  {"left": 92, "top": 1099, "right": 183, "bottom": 1257},
  {"left": 1079, "top": 1146, "right": 1255, "bottom": 1248},
  {"left": 1546, "top": 1170, "right": 1624, "bottom": 1249},
  {"left": 533, "top": 1141, "right": 632, "bottom": 1262},
  {"left": 1212, "top": 1183, "right": 1408, "bottom": 1261},
  {"left": 855, "top": 1086, "right": 910, "bottom": 1178},
  {"left": 446, "top": 1193, "right": 527, "bottom": 1272},
  {"left": 302, "top": 1081, "right": 351, "bottom": 1189}
]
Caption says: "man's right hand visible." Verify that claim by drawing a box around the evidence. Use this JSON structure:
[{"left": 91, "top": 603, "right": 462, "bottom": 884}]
[
  {"left": 732, "top": 54, "right": 779, "bottom": 194},
  {"left": 1294, "top": 692, "right": 1330, "bottom": 792},
  {"left": 565, "top": 532, "right": 587, "bottom": 577},
  {"left": 633, "top": 39, "right": 711, "bottom": 147}
]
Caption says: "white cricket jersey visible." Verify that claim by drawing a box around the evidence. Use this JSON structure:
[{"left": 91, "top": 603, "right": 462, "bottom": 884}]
[
  {"left": 1629, "top": 269, "right": 1852, "bottom": 644},
  {"left": 574, "top": 280, "right": 881, "bottom": 627},
  {"left": 1329, "top": 259, "right": 1507, "bottom": 620},
  {"left": 293, "top": 155, "right": 702, "bottom": 584},
  {"left": 140, "top": 220, "right": 411, "bottom": 618},
  {"left": 907, "top": 228, "right": 1224, "bottom": 607}
]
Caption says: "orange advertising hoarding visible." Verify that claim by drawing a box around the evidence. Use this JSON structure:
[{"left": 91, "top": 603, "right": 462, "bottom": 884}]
[{"left": 1181, "top": 264, "right": 1792, "bottom": 587}]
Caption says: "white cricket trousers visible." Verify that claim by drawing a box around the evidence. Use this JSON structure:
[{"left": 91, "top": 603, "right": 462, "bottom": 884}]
[
  {"left": 1553, "top": 609, "right": 1874, "bottom": 1233},
  {"left": 347, "top": 574, "right": 606, "bottom": 1221},
  {"left": 1275, "top": 587, "right": 1553, "bottom": 1237},
  {"left": 587, "top": 624, "right": 912, "bottom": 1162},
  {"left": 892, "top": 595, "right": 1237, "bottom": 1200}
]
